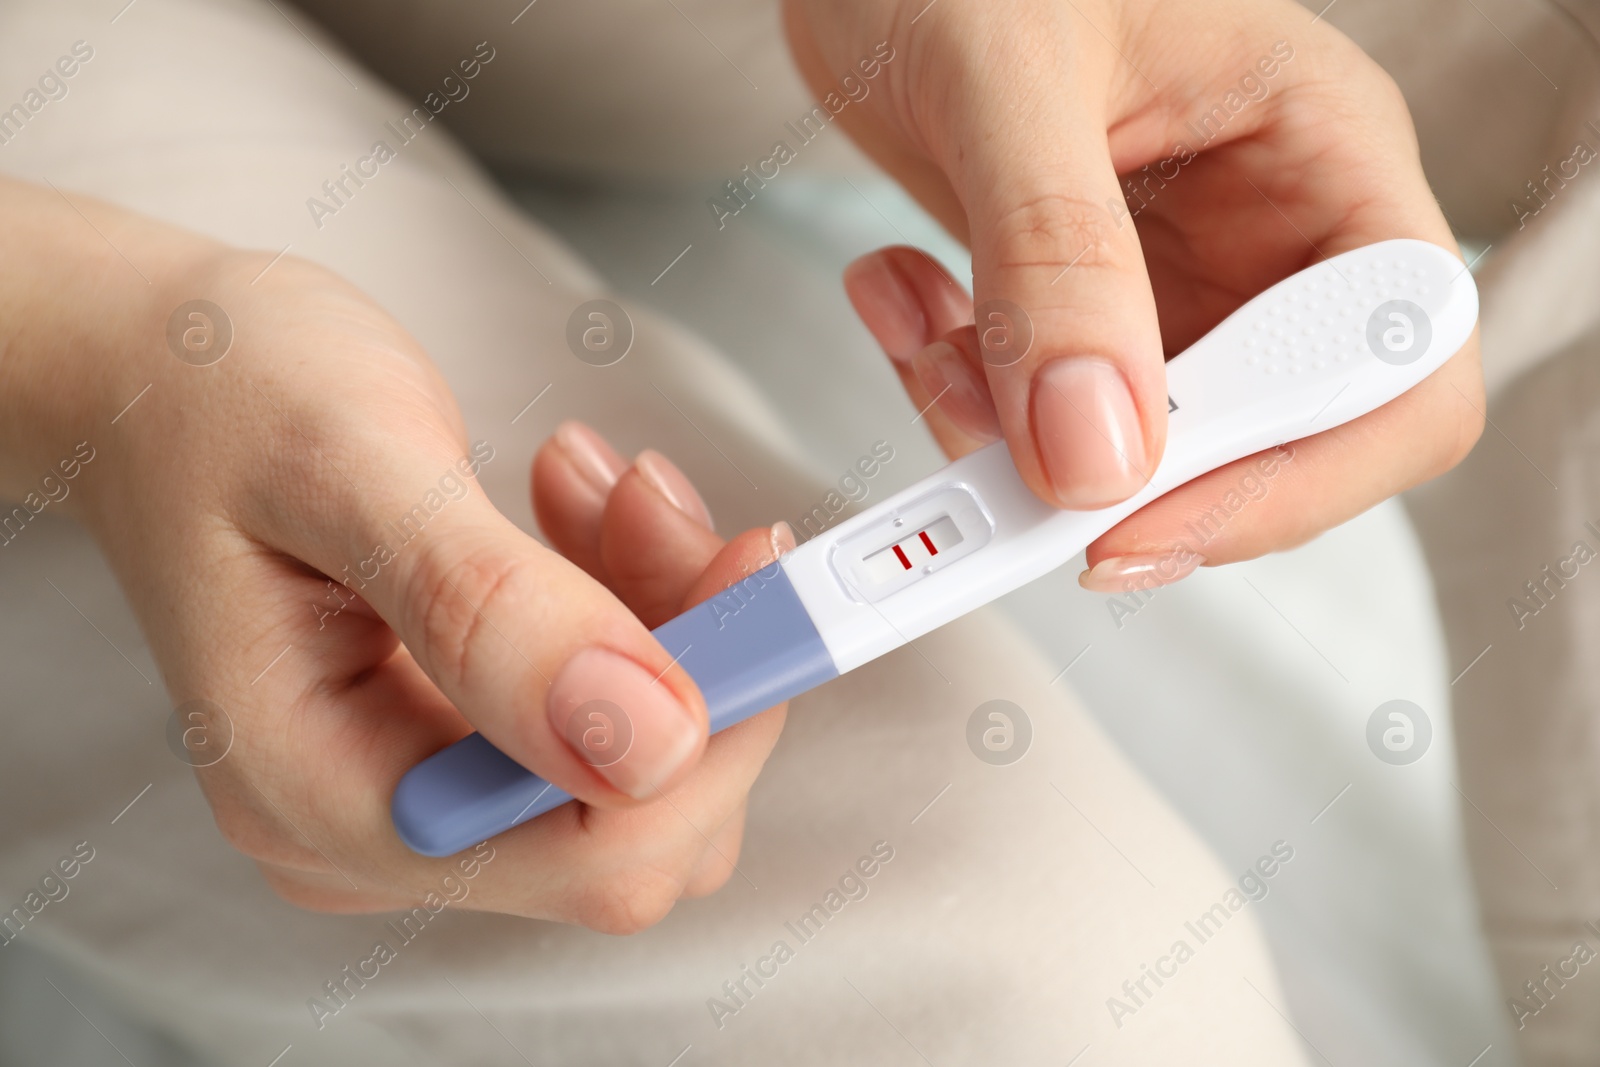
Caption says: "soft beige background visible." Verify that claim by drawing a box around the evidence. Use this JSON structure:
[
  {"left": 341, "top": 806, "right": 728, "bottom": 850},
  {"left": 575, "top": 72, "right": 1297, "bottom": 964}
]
[{"left": 5, "top": 0, "right": 1599, "bottom": 1063}]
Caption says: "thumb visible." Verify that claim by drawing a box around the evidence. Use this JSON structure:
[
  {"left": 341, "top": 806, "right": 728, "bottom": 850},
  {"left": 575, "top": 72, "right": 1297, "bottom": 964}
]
[
  {"left": 952, "top": 18, "right": 1166, "bottom": 508},
  {"left": 277, "top": 441, "right": 709, "bottom": 809}
]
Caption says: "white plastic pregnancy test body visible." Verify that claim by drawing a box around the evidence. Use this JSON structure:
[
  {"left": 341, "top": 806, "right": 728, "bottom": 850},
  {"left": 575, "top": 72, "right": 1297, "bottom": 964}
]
[{"left": 392, "top": 238, "right": 1478, "bottom": 856}]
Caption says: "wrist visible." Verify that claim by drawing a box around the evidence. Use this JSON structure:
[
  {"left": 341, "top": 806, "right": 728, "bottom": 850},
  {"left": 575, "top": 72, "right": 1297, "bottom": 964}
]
[{"left": 0, "top": 177, "right": 223, "bottom": 517}]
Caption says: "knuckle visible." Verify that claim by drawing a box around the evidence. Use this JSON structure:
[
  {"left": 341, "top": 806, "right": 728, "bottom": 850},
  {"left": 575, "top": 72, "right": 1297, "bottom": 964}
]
[
  {"left": 1360, "top": 61, "right": 1413, "bottom": 129},
  {"left": 683, "top": 866, "right": 735, "bottom": 899},
  {"left": 1410, "top": 367, "right": 1488, "bottom": 482},
  {"left": 212, "top": 801, "right": 305, "bottom": 866},
  {"left": 989, "top": 192, "right": 1126, "bottom": 273},
  {"left": 1307, "top": 48, "right": 1419, "bottom": 153},
  {"left": 257, "top": 866, "right": 327, "bottom": 911},
  {"left": 257, "top": 866, "right": 336, "bottom": 912},
  {"left": 564, "top": 864, "right": 684, "bottom": 936},
  {"left": 682, "top": 847, "right": 740, "bottom": 899},
  {"left": 1438, "top": 387, "right": 1487, "bottom": 476},
  {"left": 411, "top": 542, "right": 532, "bottom": 693},
  {"left": 256, "top": 864, "right": 377, "bottom": 914}
]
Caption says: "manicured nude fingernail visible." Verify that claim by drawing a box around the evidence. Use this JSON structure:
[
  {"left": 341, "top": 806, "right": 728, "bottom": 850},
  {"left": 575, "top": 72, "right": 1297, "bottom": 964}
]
[
  {"left": 911, "top": 340, "right": 1002, "bottom": 442},
  {"left": 635, "top": 450, "right": 714, "bottom": 530},
  {"left": 770, "top": 520, "right": 797, "bottom": 559},
  {"left": 845, "top": 254, "right": 926, "bottom": 363},
  {"left": 547, "top": 647, "right": 702, "bottom": 799},
  {"left": 1032, "top": 358, "right": 1148, "bottom": 508},
  {"left": 1078, "top": 552, "right": 1203, "bottom": 594},
  {"left": 554, "top": 421, "right": 627, "bottom": 496}
]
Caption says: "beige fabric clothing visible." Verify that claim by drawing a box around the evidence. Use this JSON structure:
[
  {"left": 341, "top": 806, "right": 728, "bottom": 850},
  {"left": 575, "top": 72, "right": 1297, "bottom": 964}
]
[
  {"left": 0, "top": 1, "right": 1316, "bottom": 1064},
  {"left": 1339, "top": 0, "right": 1600, "bottom": 1061},
  {"left": 14, "top": 0, "right": 1600, "bottom": 1062}
]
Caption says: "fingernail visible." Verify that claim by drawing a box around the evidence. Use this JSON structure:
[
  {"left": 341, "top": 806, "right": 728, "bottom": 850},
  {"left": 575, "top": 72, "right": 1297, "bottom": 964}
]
[
  {"left": 1032, "top": 358, "right": 1148, "bottom": 507},
  {"left": 635, "top": 450, "right": 714, "bottom": 531},
  {"left": 1078, "top": 552, "right": 1203, "bottom": 594},
  {"left": 911, "top": 341, "right": 1002, "bottom": 442},
  {"left": 845, "top": 254, "right": 926, "bottom": 364},
  {"left": 554, "top": 421, "right": 628, "bottom": 496},
  {"left": 769, "top": 520, "right": 797, "bottom": 559},
  {"left": 547, "top": 647, "right": 703, "bottom": 799}
]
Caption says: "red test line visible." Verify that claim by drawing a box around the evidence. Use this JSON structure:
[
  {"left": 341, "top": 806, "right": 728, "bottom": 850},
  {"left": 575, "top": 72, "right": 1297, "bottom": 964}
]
[
  {"left": 919, "top": 531, "right": 938, "bottom": 555},
  {"left": 893, "top": 544, "right": 912, "bottom": 570}
]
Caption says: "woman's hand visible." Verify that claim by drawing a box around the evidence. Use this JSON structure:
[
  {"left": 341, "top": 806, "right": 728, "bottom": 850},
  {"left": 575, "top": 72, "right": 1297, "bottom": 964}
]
[
  {"left": 786, "top": 0, "right": 1483, "bottom": 589},
  {"left": 1, "top": 178, "right": 785, "bottom": 930}
]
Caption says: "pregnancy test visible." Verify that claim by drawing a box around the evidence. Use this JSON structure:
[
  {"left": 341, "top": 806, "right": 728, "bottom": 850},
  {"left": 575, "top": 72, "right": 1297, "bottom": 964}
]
[{"left": 393, "top": 238, "right": 1478, "bottom": 857}]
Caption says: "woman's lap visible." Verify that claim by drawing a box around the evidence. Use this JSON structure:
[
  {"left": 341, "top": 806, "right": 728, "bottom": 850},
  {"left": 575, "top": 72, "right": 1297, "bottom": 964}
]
[{"left": 0, "top": 0, "right": 1307, "bottom": 1062}]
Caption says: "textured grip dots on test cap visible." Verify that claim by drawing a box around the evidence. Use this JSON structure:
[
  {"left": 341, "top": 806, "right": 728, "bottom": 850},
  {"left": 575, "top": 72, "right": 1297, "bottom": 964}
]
[{"left": 1365, "top": 301, "right": 1432, "bottom": 366}]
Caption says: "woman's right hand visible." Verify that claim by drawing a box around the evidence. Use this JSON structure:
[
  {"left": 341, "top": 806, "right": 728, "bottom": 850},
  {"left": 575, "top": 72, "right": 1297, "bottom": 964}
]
[
  {"left": 0, "top": 178, "right": 786, "bottom": 931},
  {"left": 792, "top": 0, "right": 1483, "bottom": 588}
]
